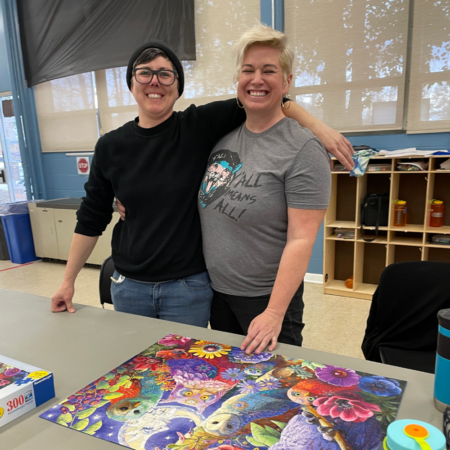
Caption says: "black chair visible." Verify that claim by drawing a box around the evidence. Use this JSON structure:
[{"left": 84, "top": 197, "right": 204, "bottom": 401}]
[
  {"left": 362, "top": 261, "right": 450, "bottom": 373},
  {"left": 99, "top": 256, "right": 115, "bottom": 307}
]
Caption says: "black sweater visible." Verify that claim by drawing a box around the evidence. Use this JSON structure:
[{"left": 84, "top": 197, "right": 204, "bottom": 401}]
[{"left": 75, "top": 100, "right": 246, "bottom": 281}]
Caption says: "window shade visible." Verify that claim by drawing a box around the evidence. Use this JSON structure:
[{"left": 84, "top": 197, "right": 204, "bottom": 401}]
[
  {"left": 36, "top": 0, "right": 260, "bottom": 143},
  {"left": 175, "top": 0, "right": 260, "bottom": 111},
  {"left": 96, "top": 0, "right": 260, "bottom": 135},
  {"left": 34, "top": 73, "right": 98, "bottom": 152},
  {"left": 95, "top": 68, "right": 137, "bottom": 136},
  {"left": 285, "top": 0, "right": 410, "bottom": 132},
  {"left": 407, "top": 0, "right": 450, "bottom": 134}
]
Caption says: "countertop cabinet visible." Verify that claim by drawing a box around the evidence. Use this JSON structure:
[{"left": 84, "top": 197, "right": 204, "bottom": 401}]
[
  {"left": 324, "top": 155, "right": 450, "bottom": 299},
  {"left": 28, "top": 199, "right": 119, "bottom": 266}
]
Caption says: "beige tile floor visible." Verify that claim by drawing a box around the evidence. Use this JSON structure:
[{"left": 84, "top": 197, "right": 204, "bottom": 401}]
[{"left": 0, "top": 259, "right": 370, "bottom": 359}]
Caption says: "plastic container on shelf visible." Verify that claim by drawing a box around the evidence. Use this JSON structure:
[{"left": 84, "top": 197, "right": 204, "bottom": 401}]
[
  {"left": 334, "top": 228, "right": 355, "bottom": 239},
  {"left": 429, "top": 200, "right": 445, "bottom": 227},
  {"left": 431, "top": 235, "right": 450, "bottom": 246},
  {"left": 394, "top": 200, "right": 407, "bottom": 227}
]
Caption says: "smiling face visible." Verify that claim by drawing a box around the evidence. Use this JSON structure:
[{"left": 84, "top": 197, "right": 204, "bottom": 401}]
[
  {"left": 237, "top": 45, "right": 292, "bottom": 117},
  {"left": 130, "top": 56, "right": 179, "bottom": 127}
]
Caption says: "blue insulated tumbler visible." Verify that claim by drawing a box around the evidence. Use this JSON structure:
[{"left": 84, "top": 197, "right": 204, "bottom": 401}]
[{"left": 434, "top": 309, "right": 450, "bottom": 412}]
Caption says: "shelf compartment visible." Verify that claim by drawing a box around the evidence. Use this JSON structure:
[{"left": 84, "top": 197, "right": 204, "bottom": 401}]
[
  {"left": 323, "top": 240, "right": 354, "bottom": 289},
  {"left": 366, "top": 173, "right": 391, "bottom": 193},
  {"left": 427, "top": 247, "right": 450, "bottom": 262},
  {"left": 325, "top": 226, "right": 355, "bottom": 241},
  {"left": 335, "top": 176, "right": 357, "bottom": 222},
  {"left": 425, "top": 232, "right": 450, "bottom": 248},
  {"left": 430, "top": 156, "right": 450, "bottom": 172},
  {"left": 391, "top": 245, "right": 423, "bottom": 263},
  {"left": 366, "top": 157, "right": 393, "bottom": 173},
  {"left": 394, "top": 173, "right": 428, "bottom": 226},
  {"left": 362, "top": 243, "right": 386, "bottom": 285},
  {"left": 430, "top": 173, "right": 450, "bottom": 227},
  {"left": 357, "top": 229, "right": 388, "bottom": 244},
  {"left": 325, "top": 174, "right": 357, "bottom": 226},
  {"left": 334, "top": 240, "right": 354, "bottom": 282},
  {"left": 389, "top": 231, "right": 424, "bottom": 247}
]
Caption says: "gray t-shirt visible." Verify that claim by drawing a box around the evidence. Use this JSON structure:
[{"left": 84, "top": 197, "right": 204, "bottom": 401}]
[{"left": 198, "top": 117, "right": 331, "bottom": 296}]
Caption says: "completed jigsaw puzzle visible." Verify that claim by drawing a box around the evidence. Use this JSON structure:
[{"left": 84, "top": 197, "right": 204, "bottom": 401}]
[{"left": 40, "top": 334, "right": 407, "bottom": 450}]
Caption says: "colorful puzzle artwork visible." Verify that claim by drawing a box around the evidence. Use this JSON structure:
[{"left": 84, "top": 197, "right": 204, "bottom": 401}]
[
  {"left": 0, "top": 361, "right": 31, "bottom": 390},
  {"left": 40, "top": 335, "right": 406, "bottom": 450}
]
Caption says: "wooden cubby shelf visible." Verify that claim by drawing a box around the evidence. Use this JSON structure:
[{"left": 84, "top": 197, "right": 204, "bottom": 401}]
[{"left": 324, "top": 155, "right": 450, "bottom": 300}]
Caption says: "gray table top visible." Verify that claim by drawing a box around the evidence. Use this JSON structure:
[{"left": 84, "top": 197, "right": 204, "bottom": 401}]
[{"left": 0, "top": 288, "right": 442, "bottom": 449}]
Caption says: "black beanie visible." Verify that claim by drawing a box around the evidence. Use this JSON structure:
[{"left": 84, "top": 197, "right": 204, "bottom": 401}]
[{"left": 126, "top": 41, "right": 184, "bottom": 97}]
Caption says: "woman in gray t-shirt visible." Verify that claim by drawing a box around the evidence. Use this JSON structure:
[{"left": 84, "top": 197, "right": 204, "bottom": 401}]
[{"left": 198, "top": 24, "right": 331, "bottom": 354}]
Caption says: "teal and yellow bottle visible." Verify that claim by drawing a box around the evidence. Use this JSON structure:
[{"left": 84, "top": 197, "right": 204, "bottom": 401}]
[
  {"left": 435, "top": 309, "right": 450, "bottom": 412},
  {"left": 383, "top": 419, "right": 445, "bottom": 450}
]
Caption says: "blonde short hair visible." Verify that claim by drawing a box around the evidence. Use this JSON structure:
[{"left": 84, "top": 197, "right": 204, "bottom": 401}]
[{"left": 233, "top": 23, "right": 294, "bottom": 84}]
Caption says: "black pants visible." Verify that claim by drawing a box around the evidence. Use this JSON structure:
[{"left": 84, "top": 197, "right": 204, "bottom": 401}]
[{"left": 210, "top": 282, "right": 305, "bottom": 347}]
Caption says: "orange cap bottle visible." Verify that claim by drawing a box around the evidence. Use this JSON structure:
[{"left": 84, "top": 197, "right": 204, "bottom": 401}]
[{"left": 430, "top": 200, "right": 444, "bottom": 227}]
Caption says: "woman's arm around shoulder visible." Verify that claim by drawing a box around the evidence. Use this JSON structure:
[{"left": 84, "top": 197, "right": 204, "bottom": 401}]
[{"left": 186, "top": 98, "right": 246, "bottom": 141}]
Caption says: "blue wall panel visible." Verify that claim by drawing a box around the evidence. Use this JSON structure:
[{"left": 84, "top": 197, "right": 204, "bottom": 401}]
[
  {"left": 0, "top": 6, "right": 11, "bottom": 92},
  {"left": 260, "top": 0, "right": 272, "bottom": 27},
  {"left": 42, "top": 153, "right": 90, "bottom": 199}
]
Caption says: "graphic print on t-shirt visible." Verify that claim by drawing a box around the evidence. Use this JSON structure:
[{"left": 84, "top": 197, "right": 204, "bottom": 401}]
[
  {"left": 199, "top": 149, "right": 265, "bottom": 222},
  {"left": 199, "top": 150, "right": 242, "bottom": 208}
]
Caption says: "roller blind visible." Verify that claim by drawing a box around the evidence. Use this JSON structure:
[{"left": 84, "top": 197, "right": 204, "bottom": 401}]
[
  {"left": 285, "top": 0, "right": 410, "bottom": 132},
  {"left": 407, "top": 0, "right": 450, "bottom": 134},
  {"left": 36, "top": 0, "right": 260, "bottom": 146},
  {"left": 34, "top": 73, "right": 98, "bottom": 152},
  {"left": 175, "top": 0, "right": 260, "bottom": 111},
  {"left": 95, "top": 67, "right": 137, "bottom": 136},
  {"left": 97, "top": 0, "right": 260, "bottom": 134}
]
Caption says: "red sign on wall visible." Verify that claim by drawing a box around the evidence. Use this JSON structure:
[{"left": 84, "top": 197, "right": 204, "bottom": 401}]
[{"left": 76, "top": 157, "right": 90, "bottom": 175}]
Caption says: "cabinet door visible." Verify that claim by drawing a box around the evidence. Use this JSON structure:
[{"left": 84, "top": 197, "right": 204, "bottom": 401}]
[
  {"left": 87, "top": 212, "right": 120, "bottom": 265},
  {"left": 28, "top": 203, "right": 44, "bottom": 257},
  {"left": 54, "top": 209, "right": 78, "bottom": 261},
  {"left": 36, "top": 208, "right": 60, "bottom": 259}
]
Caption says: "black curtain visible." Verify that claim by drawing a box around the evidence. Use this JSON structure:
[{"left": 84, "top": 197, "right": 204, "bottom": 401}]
[{"left": 17, "top": 0, "right": 196, "bottom": 87}]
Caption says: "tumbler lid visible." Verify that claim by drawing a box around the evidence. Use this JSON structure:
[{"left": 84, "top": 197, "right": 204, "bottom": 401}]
[
  {"left": 385, "top": 419, "right": 446, "bottom": 450},
  {"left": 438, "top": 309, "right": 450, "bottom": 330}
]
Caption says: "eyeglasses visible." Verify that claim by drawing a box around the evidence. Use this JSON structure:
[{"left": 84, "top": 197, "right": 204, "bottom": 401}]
[{"left": 133, "top": 68, "right": 178, "bottom": 86}]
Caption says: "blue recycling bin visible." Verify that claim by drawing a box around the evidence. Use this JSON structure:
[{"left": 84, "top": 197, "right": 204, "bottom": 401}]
[{"left": 1, "top": 213, "right": 38, "bottom": 264}]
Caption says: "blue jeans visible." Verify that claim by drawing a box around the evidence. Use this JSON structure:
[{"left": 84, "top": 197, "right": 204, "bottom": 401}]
[{"left": 110, "top": 270, "right": 212, "bottom": 328}]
